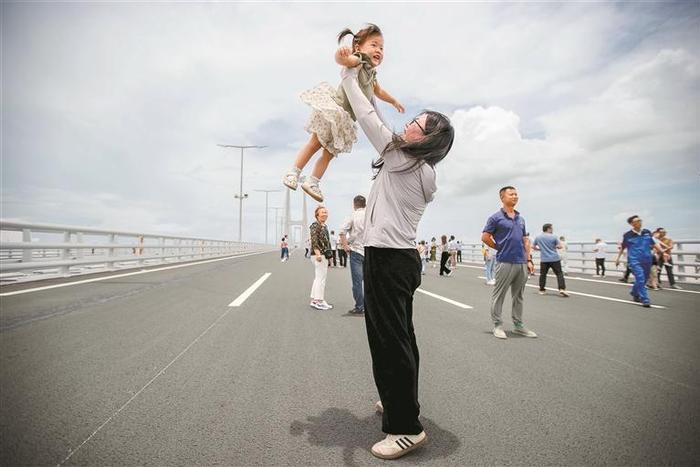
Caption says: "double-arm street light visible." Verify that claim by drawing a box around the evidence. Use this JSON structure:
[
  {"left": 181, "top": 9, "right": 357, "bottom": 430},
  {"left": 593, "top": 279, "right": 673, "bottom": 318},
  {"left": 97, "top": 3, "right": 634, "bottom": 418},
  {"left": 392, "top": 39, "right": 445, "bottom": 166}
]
[
  {"left": 254, "top": 189, "right": 281, "bottom": 245},
  {"left": 217, "top": 144, "right": 266, "bottom": 242},
  {"left": 269, "top": 206, "right": 283, "bottom": 244}
]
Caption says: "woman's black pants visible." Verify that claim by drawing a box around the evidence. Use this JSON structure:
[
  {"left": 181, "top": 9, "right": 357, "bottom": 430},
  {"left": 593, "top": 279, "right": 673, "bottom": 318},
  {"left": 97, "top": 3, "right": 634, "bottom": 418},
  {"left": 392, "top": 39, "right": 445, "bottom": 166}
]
[
  {"left": 440, "top": 251, "right": 451, "bottom": 275},
  {"left": 364, "top": 247, "right": 423, "bottom": 435}
]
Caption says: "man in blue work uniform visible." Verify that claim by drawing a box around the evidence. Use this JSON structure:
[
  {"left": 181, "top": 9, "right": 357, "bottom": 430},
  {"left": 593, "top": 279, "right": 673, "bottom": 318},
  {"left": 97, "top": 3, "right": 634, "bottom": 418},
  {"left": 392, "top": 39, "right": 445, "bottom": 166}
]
[{"left": 614, "top": 215, "right": 665, "bottom": 308}]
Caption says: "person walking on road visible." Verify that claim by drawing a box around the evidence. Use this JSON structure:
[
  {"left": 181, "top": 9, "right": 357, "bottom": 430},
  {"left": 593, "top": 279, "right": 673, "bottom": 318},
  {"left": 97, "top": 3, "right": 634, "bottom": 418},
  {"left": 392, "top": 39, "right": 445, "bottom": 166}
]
[
  {"left": 341, "top": 58, "right": 454, "bottom": 460},
  {"left": 656, "top": 228, "right": 681, "bottom": 289},
  {"left": 448, "top": 235, "right": 458, "bottom": 269},
  {"left": 429, "top": 237, "right": 437, "bottom": 268},
  {"left": 339, "top": 195, "right": 367, "bottom": 315},
  {"left": 309, "top": 206, "right": 333, "bottom": 310},
  {"left": 533, "top": 224, "right": 569, "bottom": 297},
  {"left": 559, "top": 236, "right": 569, "bottom": 275},
  {"left": 483, "top": 243, "right": 497, "bottom": 285},
  {"left": 481, "top": 186, "right": 537, "bottom": 340},
  {"left": 439, "top": 235, "right": 452, "bottom": 277},
  {"left": 614, "top": 215, "right": 665, "bottom": 308},
  {"left": 329, "top": 230, "right": 338, "bottom": 267},
  {"left": 594, "top": 238, "right": 607, "bottom": 277},
  {"left": 280, "top": 237, "right": 290, "bottom": 262}
]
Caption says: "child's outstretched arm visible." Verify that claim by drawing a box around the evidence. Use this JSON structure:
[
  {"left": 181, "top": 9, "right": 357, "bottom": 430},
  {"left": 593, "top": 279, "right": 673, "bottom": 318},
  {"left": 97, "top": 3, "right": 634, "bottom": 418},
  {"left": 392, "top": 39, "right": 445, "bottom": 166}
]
[
  {"left": 374, "top": 83, "right": 405, "bottom": 113},
  {"left": 335, "top": 46, "right": 361, "bottom": 68}
]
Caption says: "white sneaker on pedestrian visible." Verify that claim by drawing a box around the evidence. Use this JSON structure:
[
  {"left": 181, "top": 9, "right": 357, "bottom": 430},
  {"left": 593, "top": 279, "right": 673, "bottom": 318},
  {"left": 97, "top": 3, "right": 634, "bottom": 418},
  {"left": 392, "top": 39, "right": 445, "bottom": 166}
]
[
  {"left": 301, "top": 176, "right": 324, "bottom": 202},
  {"left": 371, "top": 431, "right": 427, "bottom": 460},
  {"left": 375, "top": 400, "right": 383, "bottom": 414},
  {"left": 310, "top": 301, "right": 325, "bottom": 310},
  {"left": 513, "top": 325, "right": 537, "bottom": 338},
  {"left": 559, "top": 289, "right": 569, "bottom": 297},
  {"left": 538, "top": 290, "right": 546, "bottom": 295},
  {"left": 487, "top": 279, "right": 496, "bottom": 285},
  {"left": 282, "top": 168, "right": 301, "bottom": 190},
  {"left": 671, "top": 285, "right": 682, "bottom": 290},
  {"left": 320, "top": 300, "right": 333, "bottom": 309},
  {"left": 493, "top": 325, "right": 507, "bottom": 339}
]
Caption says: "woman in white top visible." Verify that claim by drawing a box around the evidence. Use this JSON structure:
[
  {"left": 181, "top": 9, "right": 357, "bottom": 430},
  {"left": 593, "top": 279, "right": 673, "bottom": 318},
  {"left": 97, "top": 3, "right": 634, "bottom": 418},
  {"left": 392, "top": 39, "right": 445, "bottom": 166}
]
[{"left": 340, "top": 52, "right": 454, "bottom": 460}]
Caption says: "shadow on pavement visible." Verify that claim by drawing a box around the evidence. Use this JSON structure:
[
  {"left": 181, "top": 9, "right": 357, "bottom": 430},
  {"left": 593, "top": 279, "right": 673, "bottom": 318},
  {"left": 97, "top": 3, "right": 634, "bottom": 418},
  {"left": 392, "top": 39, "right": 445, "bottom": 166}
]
[{"left": 290, "top": 407, "right": 460, "bottom": 466}]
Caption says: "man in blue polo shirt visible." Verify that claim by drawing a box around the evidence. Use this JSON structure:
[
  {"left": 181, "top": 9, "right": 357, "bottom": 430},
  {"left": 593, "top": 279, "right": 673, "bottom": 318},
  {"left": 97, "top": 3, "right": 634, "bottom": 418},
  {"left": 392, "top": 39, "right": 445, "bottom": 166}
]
[
  {"left": 481, "top": 186, "right": 537, "bottom": 340},
  {"left": 614, "top": 215, "right": 665, "bottom": 308}
]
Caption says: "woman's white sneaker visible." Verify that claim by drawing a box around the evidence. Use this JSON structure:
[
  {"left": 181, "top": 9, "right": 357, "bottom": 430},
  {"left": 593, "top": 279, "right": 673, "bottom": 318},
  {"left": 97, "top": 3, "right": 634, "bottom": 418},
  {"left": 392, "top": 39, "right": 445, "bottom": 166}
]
[{"left": 371, "top": 431, "right": 427, "bottom": 460}]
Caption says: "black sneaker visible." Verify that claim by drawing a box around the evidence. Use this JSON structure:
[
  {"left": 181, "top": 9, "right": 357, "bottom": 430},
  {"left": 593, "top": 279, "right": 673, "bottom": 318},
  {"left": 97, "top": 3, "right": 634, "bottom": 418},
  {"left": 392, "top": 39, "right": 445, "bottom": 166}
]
[{"left": 618, "top": 278, "right": 628, "bottom": 283}]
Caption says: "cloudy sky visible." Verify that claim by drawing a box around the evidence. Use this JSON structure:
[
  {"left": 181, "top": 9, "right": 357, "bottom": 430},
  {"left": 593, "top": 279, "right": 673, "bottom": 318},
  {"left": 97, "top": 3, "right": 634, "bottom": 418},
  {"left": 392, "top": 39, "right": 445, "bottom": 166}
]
[{"left": 2, "top": 2, "right": 699, "bottom": 245}]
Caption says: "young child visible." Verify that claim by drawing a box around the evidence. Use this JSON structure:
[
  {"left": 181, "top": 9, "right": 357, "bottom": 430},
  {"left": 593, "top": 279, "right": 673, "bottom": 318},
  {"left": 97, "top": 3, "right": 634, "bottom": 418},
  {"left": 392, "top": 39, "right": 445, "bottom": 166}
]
[{"left": 282, "top": 24, "right": 404, "bottom": 202}]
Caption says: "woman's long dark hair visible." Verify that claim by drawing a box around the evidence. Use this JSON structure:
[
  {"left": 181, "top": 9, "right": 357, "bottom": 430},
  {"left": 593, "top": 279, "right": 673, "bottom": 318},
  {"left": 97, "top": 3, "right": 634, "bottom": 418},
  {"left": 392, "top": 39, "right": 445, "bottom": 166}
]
[{"left": 372, "top": 110, "right": 455, "bottom": 178}]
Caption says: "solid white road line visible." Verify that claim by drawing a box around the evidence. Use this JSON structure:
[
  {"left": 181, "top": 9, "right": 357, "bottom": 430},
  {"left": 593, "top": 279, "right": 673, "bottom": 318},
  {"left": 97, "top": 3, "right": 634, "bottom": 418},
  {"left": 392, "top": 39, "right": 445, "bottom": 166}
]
[
  {"left": 529, "top": 284, "right": 667, "bottom": 309},
  {"left": 228, "top": 273, "right": 271, "bottom": 307},
  {"left": 556, "top": 274, "right": 700, "bottom": 294},
  {"left": 58, "top": 285, "right": 250, "bottom": 465},
  {"left": 0, "top": 251, "right": 271, "bottom": 297},
  {"left": 477, "top": 276, "right": 666, "bottom": 309},
  {"left": 457, "top": 262, "right": 699, "bottom": 294},
  {"left": 416, "top": 288, "right": 474, "bottom": 309}
]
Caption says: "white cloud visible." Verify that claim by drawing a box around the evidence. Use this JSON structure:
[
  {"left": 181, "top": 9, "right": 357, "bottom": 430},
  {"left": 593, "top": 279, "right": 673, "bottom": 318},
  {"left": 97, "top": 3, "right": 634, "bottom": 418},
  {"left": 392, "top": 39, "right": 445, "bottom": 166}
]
[
  {"left": 439, "top": 106, "right": 583, "bottom": 196},
  {"left": 2, "top": 3, "right": 699, "bottom": 244}
]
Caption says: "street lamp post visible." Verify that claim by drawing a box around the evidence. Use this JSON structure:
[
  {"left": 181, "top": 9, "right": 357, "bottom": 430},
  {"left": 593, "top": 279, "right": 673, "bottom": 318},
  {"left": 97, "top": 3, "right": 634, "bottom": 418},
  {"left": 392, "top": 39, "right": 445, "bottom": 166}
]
[
  {"left": 217, "top": 144, "right": 266, "bottom": 242},
  {"left": 269, "top": 207, "right": 283, "bottom": 244},
  {"left": 254, "top": 189, "right": 281, "bottom": 245}
]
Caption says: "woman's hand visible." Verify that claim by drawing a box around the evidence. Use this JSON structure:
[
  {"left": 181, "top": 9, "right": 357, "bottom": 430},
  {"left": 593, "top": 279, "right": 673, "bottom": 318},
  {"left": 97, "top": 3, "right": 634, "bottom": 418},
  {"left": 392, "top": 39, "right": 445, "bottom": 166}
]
[
  {"left": 392, "top": 100, "right": 405, "bottom": 113},
  {"left": 316, "top": 254, "right": 323, "bottom": 262}
]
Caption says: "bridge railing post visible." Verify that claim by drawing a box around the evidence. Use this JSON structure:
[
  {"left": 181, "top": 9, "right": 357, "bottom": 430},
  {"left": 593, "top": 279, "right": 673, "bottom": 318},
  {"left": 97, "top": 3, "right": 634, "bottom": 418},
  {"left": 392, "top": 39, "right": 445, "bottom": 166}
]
[
  {"left": 61, "top": 230, "right": 72, "bottom": 276},
  {"left": 21, "top": 229, "right": 32, "bottom": 264},
  {"left": 676, "top": 242, "right": 685, "bottom": 283},
  {"left": 107, "top": 233, "right": 117, "bottom": 270}
]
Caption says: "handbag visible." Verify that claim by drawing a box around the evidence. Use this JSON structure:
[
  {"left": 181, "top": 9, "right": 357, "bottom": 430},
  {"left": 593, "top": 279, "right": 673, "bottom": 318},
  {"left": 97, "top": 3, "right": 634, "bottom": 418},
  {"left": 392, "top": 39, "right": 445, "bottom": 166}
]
[{"left": 323, "top": 249, "right": 334, "bottom": 259}]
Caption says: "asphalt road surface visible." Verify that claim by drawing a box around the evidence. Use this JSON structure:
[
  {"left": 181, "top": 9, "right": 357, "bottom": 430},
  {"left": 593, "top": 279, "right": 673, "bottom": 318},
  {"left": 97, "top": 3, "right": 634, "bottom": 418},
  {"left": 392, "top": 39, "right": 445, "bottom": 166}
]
[{"left": 1, "top": 250, "right": 698, "bottom": 466}]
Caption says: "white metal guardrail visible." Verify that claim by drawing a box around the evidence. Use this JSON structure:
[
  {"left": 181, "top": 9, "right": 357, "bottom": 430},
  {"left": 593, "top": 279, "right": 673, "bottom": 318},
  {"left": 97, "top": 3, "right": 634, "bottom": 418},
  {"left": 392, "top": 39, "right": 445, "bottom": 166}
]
[
  {"left": 458, "top": 240, "right": 700, "bottom": 283},
  {"left": 0, "top": 220, "right": 275, "bottom": 284}
]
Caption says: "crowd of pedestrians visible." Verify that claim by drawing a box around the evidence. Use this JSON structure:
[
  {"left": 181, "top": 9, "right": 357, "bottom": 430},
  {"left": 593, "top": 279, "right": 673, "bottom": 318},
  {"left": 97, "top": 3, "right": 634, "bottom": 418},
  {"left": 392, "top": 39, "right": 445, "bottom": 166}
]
[{"left": 274, "top": 25, "right": 688, "bottom": 461}]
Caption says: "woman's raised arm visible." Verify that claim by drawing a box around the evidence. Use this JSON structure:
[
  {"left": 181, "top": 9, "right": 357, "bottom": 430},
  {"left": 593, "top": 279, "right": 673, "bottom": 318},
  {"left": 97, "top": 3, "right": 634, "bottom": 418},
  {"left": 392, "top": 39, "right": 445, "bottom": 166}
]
[{"left": 340, "top": 67, "right": 393, "bottom": 153}]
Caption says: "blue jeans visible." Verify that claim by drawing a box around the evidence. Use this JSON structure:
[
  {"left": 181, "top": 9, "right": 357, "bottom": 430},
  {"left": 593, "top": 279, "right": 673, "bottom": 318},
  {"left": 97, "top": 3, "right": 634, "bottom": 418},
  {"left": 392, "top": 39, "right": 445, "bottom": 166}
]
[
  {"left": 630, "top": 260, "right": 651, "bottom": 304},
  {"left": 485, "top": 257, "right": 496, "bottom": 281},
  {"left": 350, "top": 251, "right": 365, "bottom": 311}
]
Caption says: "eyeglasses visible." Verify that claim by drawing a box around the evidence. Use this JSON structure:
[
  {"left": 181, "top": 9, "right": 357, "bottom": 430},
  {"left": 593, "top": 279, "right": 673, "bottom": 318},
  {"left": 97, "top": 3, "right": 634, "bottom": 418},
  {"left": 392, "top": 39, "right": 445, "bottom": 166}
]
[{"left": 409, "top": 117, "right": 426, "bottom": 134}]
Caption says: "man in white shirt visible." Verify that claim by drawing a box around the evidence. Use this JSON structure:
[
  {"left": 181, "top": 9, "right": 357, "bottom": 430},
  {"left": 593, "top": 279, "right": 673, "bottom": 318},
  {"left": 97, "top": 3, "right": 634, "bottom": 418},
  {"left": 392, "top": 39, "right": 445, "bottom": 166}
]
[
  {"left": 340, "top": 195, "right": 367, "bottom": 315},
  {"left": 593, "top": 238, "right": 607, "bottom": 277},
  {"left": 329, "top": 231, "right": 338, "bottom": 267}
]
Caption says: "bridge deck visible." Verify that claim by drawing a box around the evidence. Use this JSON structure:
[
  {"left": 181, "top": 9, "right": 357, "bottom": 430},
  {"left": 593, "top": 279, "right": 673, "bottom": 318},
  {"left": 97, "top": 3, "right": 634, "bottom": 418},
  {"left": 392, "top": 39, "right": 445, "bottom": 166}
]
[{"left": 1, "top": 251, "right": 698, "bottom": 466}]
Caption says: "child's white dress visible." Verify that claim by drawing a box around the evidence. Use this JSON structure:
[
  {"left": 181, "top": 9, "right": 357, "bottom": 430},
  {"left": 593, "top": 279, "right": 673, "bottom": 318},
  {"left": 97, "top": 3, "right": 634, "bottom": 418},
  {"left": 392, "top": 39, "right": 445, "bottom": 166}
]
[{"left": 300, "top": 52, "right": 377, "bottom": 156}]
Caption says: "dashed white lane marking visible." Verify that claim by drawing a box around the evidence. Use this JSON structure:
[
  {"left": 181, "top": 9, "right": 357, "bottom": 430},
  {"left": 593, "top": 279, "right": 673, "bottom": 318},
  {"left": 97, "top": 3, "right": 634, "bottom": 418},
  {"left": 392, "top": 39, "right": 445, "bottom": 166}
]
[
  {"left": 57, "top": 273, "right": 268, "bottom": 465},
  {"left": 417, "top": 288, "right": 474, "bottom": 309},
  {"left": 477, "top": 276, "right": 666, "bottom": 309},
  {"left": 228, "top": 273, "right": 271, "bottom": 307},
  {"left": 0, "top": 251, "right": 271, "bottom": 297}
]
